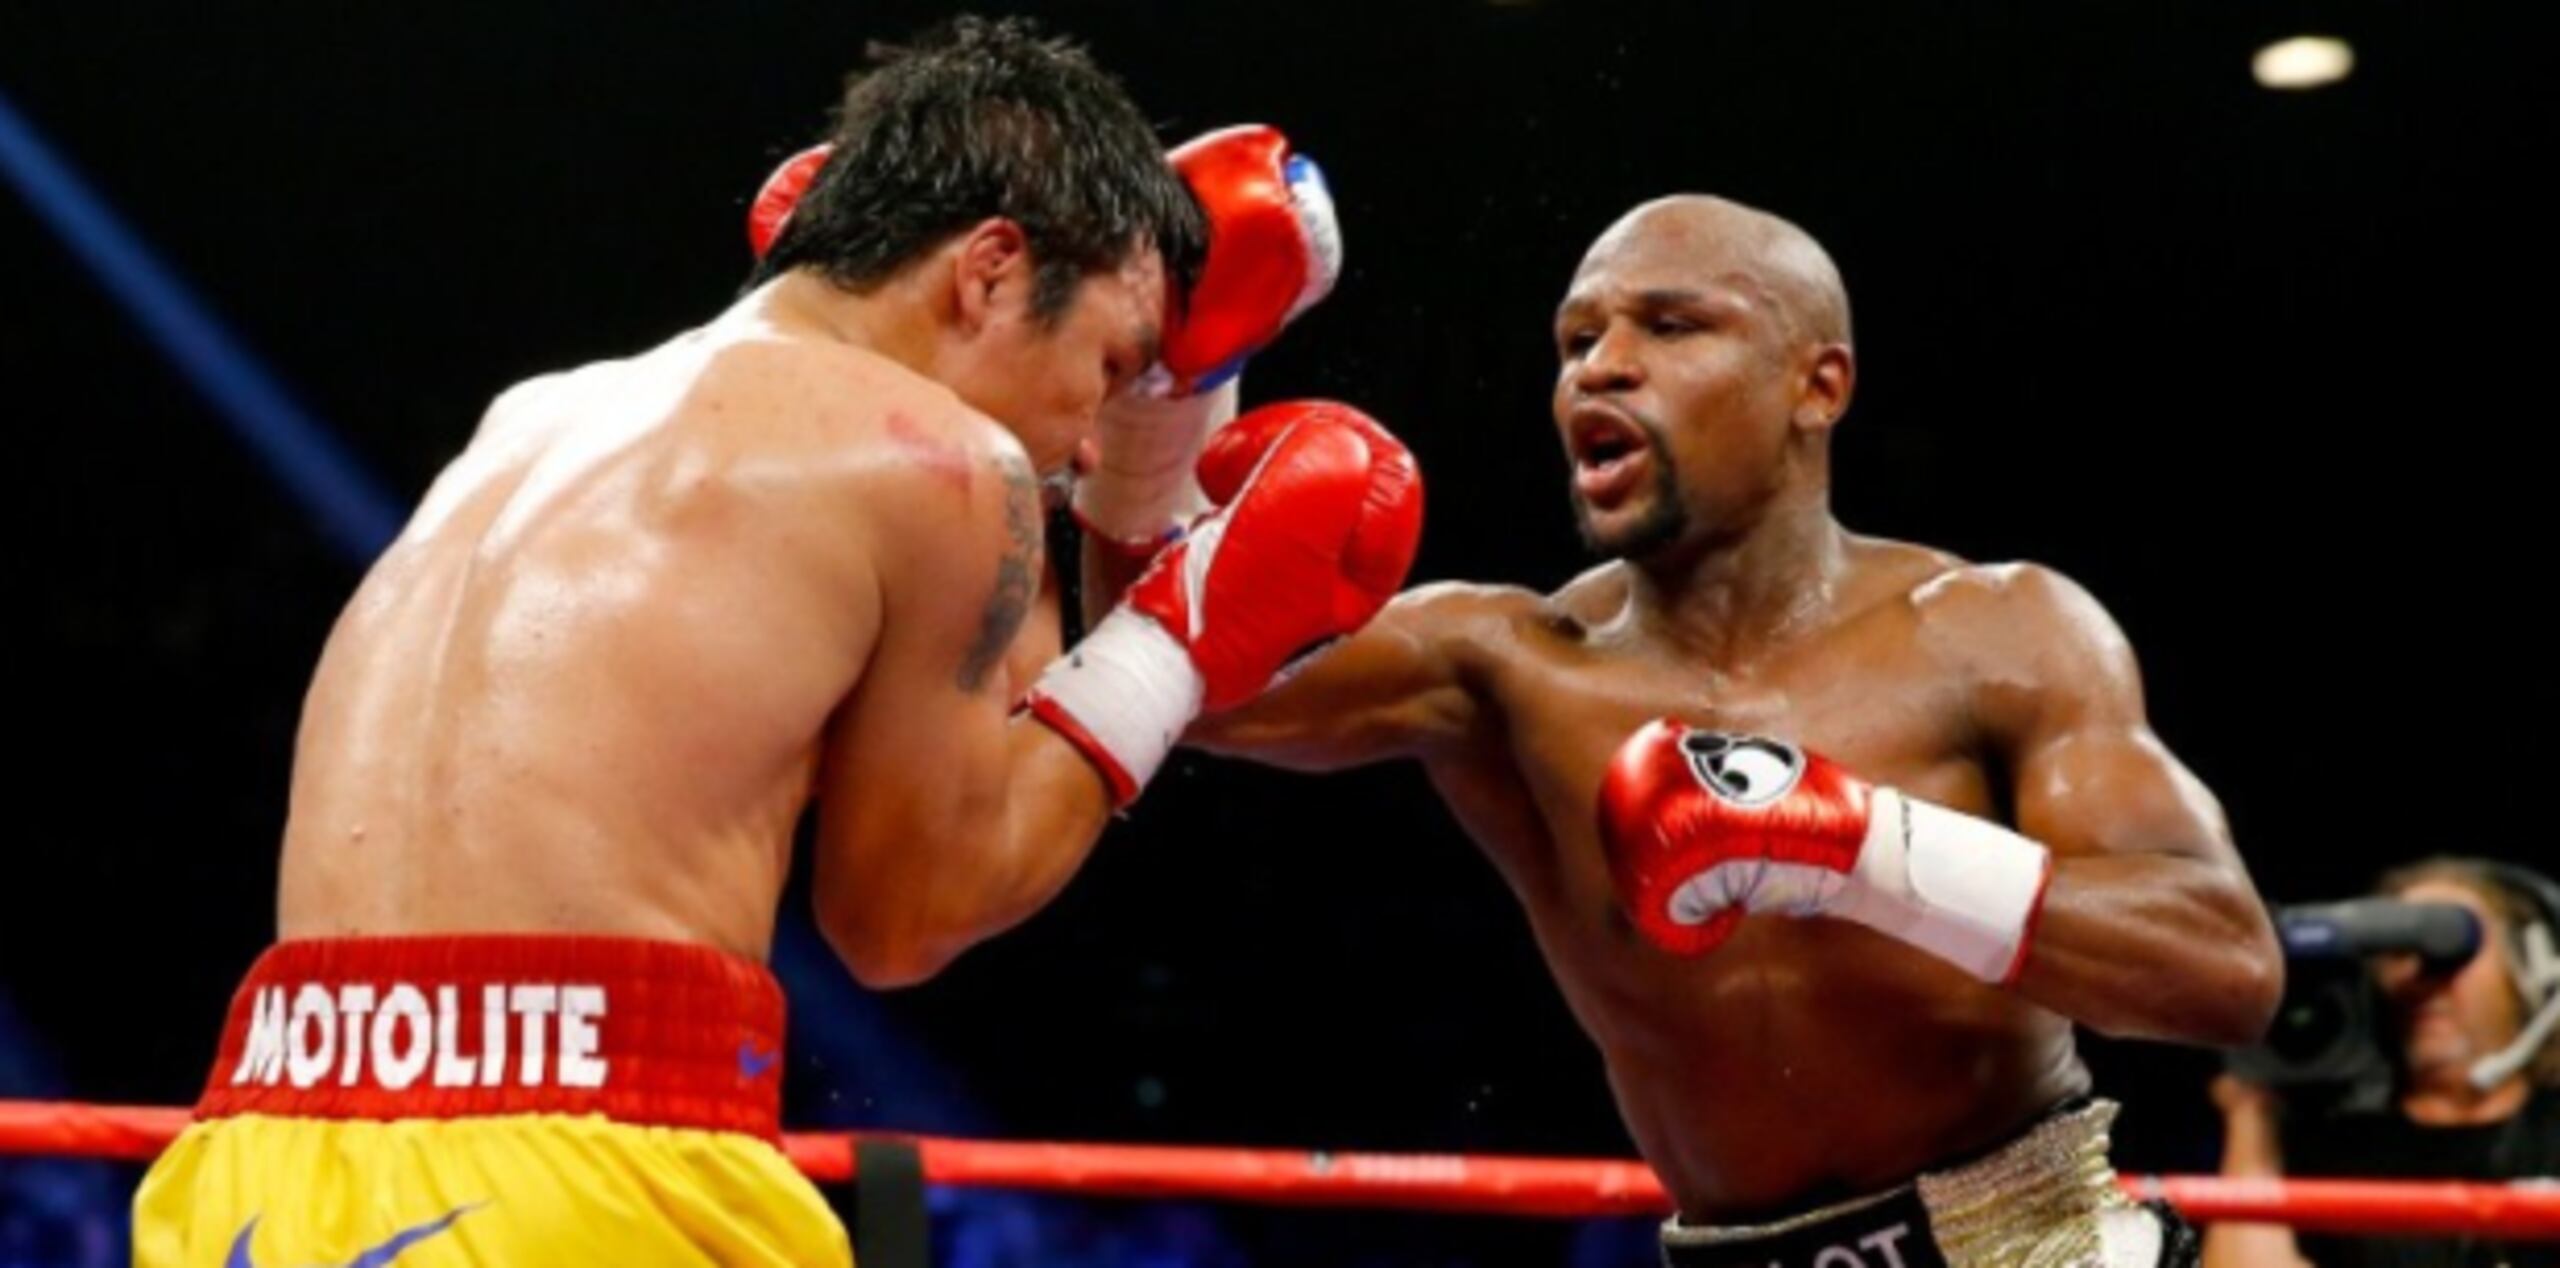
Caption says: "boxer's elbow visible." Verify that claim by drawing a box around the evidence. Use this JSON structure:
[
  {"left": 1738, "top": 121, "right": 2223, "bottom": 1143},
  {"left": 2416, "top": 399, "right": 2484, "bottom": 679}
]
[
  {"left": 2189, "top": 874, "right": 2285, "bottom": 1045},
  {"left": 2067, "top": 868, "right": 2283, "bottom": 1046},
  {"left": 2204, "top": 918, "right": 2286, "bottom": 1047},
  {"left": 815, "top": 893, "right": 965, "bottom": 991},
  {"left": 833, "top": 936, "right": 952, "bottom": 991},
  {"left": 2129, "top": 951, "right": 2280, "bottom": 1048},
  {"left": 2086, "top": 950, "right": 2277, "bottom": 1047},
  {"left": 2148, "top": 891, "right": 2284, "bottom": 1047}
]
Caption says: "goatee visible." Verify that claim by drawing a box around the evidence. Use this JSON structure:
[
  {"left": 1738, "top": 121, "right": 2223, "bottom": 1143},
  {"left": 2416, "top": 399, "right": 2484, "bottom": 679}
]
[{"left": 1573, "top": 455, "right": 1686, "bottom": 560}]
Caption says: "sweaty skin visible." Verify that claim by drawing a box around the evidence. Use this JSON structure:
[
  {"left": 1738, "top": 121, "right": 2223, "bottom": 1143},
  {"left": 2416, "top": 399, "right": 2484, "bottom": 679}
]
[
  {"left": 280, "top": 253, "right": 1163, "bottom": 987},
  {"left": 1193, "top": 197, "right": 2279, "bottom": 1221}
]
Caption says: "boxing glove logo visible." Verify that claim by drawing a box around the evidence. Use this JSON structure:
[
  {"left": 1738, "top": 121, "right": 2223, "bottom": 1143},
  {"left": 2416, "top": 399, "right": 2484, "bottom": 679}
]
[{"left": 1679, "top": 732, "right": 1804, "bottom": 807}]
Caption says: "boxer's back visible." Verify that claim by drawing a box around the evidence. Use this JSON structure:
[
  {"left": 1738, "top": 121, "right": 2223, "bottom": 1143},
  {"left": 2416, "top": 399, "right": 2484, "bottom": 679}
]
[{"left": 278, "top": 313, "right": 939, "bottom": 957}]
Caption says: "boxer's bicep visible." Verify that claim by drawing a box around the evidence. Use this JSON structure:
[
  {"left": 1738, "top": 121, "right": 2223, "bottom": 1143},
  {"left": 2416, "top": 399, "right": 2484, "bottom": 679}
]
[
  {"left": 810, "top": 452, "right": 1082, "bottom": 986},
  {"left": 1957, "top": 565, "right": 2279, "bottom": 1041},
  {"left": 1978, "top": 569, "right": 2230, "bottom": 867},
  {"left": 1186, "top": 582, "right": 1508, "bottom": 771}
]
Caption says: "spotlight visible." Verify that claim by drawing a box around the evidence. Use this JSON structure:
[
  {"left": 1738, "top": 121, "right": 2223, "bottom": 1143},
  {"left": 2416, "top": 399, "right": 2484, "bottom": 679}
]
[{"left": 2254, "top": 36, "right": 2356, "bottom": 91}]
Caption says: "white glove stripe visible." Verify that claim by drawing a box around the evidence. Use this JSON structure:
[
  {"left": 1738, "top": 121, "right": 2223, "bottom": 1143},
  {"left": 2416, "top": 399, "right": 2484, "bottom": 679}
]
[
  {"left": 1178, "top": 515, "right": 1224, "bottom": 641},
  {"left": 1282, "top": 155, "right": 1343, "bottom": 323},
  {"left": 1027, "top": 609, "right": 1204, "bottom": 800}
]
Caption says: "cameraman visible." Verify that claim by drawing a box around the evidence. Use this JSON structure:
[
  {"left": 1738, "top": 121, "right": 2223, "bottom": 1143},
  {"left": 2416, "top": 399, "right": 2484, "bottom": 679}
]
[{"left": 2205, "top": 857, "right": 2560, "bottom": 1268}]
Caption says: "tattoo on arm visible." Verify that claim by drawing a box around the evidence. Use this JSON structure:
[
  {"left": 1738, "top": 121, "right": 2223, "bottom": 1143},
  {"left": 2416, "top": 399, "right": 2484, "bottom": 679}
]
[{"left": 957, "top": 457, "right": 1043, "bottom": 692}]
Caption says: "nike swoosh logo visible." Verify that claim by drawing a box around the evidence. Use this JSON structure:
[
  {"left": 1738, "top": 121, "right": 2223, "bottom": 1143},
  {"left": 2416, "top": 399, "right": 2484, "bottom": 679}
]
[
  {"left": 226, "top": 1203, "right": 482, "bottom": 1268},
  {"left": 738, "top": 1039, "right": 779, "bottom": 1080}
]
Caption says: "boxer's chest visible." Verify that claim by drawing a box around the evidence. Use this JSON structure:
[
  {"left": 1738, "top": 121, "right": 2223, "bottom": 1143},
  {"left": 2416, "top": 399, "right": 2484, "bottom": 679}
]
[{"left": 1457, "top": 609, "right": 1990, "bottom": 917}]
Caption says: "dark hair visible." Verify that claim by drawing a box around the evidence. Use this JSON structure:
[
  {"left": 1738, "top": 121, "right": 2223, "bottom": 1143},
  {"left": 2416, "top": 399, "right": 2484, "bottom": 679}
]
[
  {"left": 751, "top": 17, "right": 1206, "bottom": 324},
  {"left": 2376, "top": 855, "right": 2560, "bottom": 1087}
]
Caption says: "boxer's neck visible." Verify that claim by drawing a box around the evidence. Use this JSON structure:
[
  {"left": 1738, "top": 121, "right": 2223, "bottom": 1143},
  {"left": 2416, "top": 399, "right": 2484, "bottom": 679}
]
[
  {"left": 757, "top": 271, "right": 941, "bottom": 377},
  {"left": 1629, "top": 488, "right": 1846, "bottom": 662}
]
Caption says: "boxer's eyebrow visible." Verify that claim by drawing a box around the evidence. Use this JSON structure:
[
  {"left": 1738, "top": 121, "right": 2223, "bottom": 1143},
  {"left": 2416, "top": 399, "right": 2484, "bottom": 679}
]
[{"left": 1634, "top": 287, "right": 1744, "bottom": 316}]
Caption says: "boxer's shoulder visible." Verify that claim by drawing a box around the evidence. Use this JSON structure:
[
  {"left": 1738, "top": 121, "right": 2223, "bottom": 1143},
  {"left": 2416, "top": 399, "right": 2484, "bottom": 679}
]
[
  {"left": 1904, "top": 558, "right": 2138, "bottom": 700},
  {"left": 1529, "top": 560, "right": 1647, "bottom": 644},
  {"left": 1549, "top": 561, "right": 1633, "bottom": 622},
  {"left": 690, "top": 333, "right": 987, "bottom": 436},
  {"left": 1398, "top": 562, "right": 1630, "bottom": 659},
  {"left": 1384, "top": 580, "right": 1550, "bottom": 665},
  {"left": 468, "top": 359, "right": 616, "bottom": 444},
  {"left": 685, "top": 333, "right": 1029, "bottom": 502},
  {"left": 1906, "top": 559, "right": 2115, "bottom": 639}
]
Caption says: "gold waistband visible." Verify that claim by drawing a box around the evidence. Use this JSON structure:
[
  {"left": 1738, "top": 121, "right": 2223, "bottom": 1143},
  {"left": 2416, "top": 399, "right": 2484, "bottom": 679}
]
[
  {"left": 1918, "top": 1099, "right": 2130, "bottom": 1266},
  {"left": 1663, "top": 1099, "right": 2131, "bottom": 1267}
]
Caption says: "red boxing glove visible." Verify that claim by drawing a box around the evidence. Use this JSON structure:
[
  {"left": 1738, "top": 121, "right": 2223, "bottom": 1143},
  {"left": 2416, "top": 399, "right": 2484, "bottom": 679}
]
[
  {"left": 747, "top": 144, "right": 832, "bottom": 259},
  {"left": 1025, "top": 401, "right": 1422, "bottom": 803},
  {"left": 744, "top": 130, "right": 1344, "bottom": 392},
  {"left": 1074, "top": 126, "right": 1343, "bottom": 547},
  {"left": 1150, "top": 125, "right": 1342, "bottom": 397},
  {"left": 1160, "top": 400, "right": 1418, "bottom": 705},
  {"left": 1597, "top": 721, "right": 2053, "bottom": 983}
]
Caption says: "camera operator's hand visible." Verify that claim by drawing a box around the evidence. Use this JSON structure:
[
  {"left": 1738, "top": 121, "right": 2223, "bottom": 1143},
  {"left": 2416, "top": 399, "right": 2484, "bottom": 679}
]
[
  {"left": 2202, "top": 1074, "right": 2313, "bottom": 1268},
  {"left": 2210, "top": 1073, "right": 2278, "bottom": 1129},
  {"left": 2210, "top": 1073, "right": 2287, "bottom": 1178}
]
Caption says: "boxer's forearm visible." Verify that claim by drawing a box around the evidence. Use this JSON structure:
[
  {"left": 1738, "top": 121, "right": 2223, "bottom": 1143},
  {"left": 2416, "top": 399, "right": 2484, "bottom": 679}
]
[
  {"left": 2009, "top": 852, "right": 2281, "bottom": 1045},
  {"left": 1081, "top": 538, "right": 1152, "bottom": 629},
  {"left": 977, "top": 717, "right": 1118, "bottom": 930},
  {"left": 1186, "top": 583, "right": 1492, "bottom": 769},
  {"left": 816, "top": 720, "right": 1113, "bottom": 990},
  {"left": 1184, "top": 637, "right": 1458, "bottom": 770},
  {"left": 1075, "top": 381, "right": 1244, "bottom": 625}
]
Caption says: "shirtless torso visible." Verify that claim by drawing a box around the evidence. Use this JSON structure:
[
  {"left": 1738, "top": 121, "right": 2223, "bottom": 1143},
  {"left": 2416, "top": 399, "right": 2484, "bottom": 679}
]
[
  {"left": 1193, "top": 192, "right": 2277, "bottom": 1223},
  {"left": 278, "top": 282, "right": 1095, "bottom": 977}
]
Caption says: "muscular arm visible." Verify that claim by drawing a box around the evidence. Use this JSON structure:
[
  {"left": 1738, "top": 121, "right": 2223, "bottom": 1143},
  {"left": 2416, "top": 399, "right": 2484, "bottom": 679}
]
[
  {"left": 1182, "top": 582, "right": 1516, "bottom": 772},
  {"left": 1949, "top": 566, "right": 2282, "bottom": 1044},
  {"left": 810, "top": 443, "right": 1114, "bottom": 988},
  {"left": 1077, "top": 377, "right": 1479, "bottom": 770},
  {"left": 1076, "top": 380, "right": 1243, "bottom": 628},
  {"left": 1080, "top": 530, "right": 1152, "bottom": 632}
]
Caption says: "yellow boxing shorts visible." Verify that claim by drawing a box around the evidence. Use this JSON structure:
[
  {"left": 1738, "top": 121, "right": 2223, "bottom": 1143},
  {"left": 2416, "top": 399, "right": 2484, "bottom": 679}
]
[{"left": 131, "top": 935, "right": 851, "bottom": 1266}]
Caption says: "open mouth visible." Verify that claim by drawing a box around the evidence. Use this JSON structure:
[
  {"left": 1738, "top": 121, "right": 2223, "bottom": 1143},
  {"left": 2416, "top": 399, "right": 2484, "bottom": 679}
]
[{"left": 1568, "top": 405, "right": 1654, "bottom": 507}]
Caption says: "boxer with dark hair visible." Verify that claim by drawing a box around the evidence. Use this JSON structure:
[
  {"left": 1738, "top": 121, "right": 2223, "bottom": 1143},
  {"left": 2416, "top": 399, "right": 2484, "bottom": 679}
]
[{"left": 132, "top": 18, "right": 1411, "bottom": 1265}]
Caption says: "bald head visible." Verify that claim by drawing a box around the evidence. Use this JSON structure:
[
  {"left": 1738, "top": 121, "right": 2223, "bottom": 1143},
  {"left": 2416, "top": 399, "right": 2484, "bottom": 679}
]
[
  {"left": 1576, "top": 195, "right": 1852, "bottom": 349},
  {"left": 1552, "top": 195, "right": 1860, "bottom": 561}
]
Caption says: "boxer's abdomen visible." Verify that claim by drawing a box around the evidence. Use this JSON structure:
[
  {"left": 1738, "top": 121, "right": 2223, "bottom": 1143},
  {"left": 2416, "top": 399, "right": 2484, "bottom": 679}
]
[{"left": 1565, "top": 913, "right": 2088, "bottom": 1218}]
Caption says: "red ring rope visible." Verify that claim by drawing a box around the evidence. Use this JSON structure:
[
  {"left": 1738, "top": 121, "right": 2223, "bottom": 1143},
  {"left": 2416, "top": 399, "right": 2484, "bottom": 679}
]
[{"left": 2, "top": 1099, "right": 2553, "bottom": 1238}]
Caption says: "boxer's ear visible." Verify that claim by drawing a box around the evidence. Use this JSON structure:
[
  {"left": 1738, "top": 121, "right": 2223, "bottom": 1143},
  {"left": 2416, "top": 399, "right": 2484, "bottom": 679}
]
[
  {"left": 949, "top": 218, "right": 1032, "bottom": 336},
  {"left": 1793, "top": 343, "right": 1855, "bottom": 433}
]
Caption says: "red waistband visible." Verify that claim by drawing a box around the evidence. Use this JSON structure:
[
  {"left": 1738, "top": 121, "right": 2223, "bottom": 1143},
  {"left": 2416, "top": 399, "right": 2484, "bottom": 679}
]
[{"left": 196, "top": 935, "right": 786, "bottom": 1141}]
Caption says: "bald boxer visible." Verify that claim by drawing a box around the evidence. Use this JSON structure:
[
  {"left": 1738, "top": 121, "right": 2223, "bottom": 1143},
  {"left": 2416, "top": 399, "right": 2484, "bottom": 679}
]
[
  {"left": 1192, "top": 196, "right": 2279, "bottom": 1267},
  {"left": 131, "top": 18, "right": 1415, "bottom": 1267}
]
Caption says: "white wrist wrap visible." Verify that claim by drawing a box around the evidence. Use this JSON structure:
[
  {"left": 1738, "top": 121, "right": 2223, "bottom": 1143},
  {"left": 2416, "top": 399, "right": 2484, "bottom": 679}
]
[
  {"left": 1835, "top": 788, "right": 2053, "bottom": 984},
  {"left": 1074, "top": 381, "right": 1239, "bottom": 546},
  {"left": 1026, "top": 607, "right": 1205, "bottom": 803}
]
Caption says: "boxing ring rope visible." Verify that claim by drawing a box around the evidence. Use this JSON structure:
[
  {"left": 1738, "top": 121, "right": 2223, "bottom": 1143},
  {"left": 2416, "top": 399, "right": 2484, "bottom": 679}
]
[{"left": 4, "top": 1099, "right": 2555, "bottom": 1240}]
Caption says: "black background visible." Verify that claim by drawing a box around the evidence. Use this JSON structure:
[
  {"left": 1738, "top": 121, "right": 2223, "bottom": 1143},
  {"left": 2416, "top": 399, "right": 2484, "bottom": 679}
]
[{"left": 2, "top": 1, "right": 2550, "bottom": 1261}]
